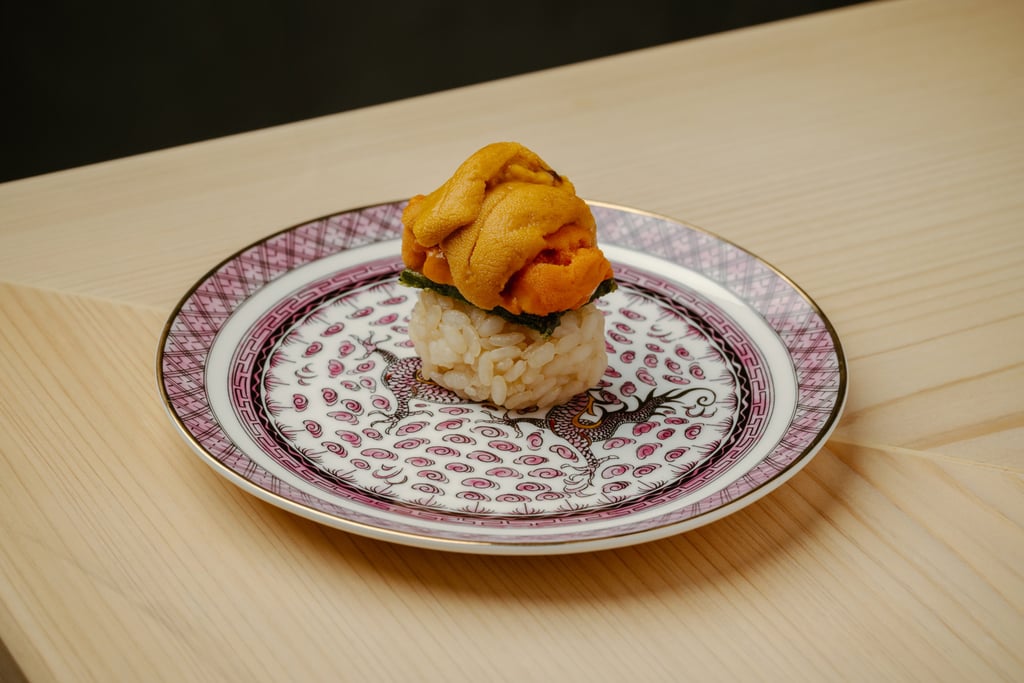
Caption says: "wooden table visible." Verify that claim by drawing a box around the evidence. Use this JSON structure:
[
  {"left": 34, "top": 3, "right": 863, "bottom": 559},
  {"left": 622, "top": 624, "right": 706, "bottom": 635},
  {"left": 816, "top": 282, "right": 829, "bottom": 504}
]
[{"left": 2, "top": 0, "right": 1022, "bottom": 679}]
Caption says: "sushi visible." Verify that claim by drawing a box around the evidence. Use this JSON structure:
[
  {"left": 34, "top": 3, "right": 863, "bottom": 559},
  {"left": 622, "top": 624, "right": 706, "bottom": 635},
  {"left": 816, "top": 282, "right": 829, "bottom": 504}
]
[{"left": 399, "top": 142, "right": 616, "bottom": 410}]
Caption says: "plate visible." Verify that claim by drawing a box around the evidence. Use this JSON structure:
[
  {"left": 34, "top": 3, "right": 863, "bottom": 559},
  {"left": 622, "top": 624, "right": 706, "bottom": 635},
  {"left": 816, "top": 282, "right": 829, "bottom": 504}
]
[{"left": 158, "top": 201, "right": 846, "bottom": 554}]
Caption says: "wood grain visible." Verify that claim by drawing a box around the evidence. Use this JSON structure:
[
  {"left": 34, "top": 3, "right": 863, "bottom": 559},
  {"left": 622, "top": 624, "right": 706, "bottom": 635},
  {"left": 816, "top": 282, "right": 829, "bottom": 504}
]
[
  {"left": 1, "top": 285, "right": 1020, "bottom": 680},
  {"left": 1, "top": 0, "right": 1022, "bottom": 680},
  {"left": 1, "top": 284, "right": 1021, "bottom": 681}
]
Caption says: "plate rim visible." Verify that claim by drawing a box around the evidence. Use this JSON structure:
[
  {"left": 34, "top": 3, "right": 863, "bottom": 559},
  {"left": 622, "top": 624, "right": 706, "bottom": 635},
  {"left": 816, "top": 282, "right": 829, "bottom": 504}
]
[{"left": 156, "top": 199, "right": 848, "bottom": 554}]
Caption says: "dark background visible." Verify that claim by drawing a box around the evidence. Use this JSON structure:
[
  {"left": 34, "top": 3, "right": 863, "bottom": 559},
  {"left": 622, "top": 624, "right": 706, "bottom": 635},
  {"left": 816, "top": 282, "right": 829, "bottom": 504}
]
[{"left": 3, "top": 1, "right": 863, "bottom": 183}]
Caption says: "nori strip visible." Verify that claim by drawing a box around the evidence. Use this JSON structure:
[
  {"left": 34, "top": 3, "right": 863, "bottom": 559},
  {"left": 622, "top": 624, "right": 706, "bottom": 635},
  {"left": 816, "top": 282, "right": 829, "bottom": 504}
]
[{"left": 398, "top": 269, "right": 617, "bottom": 336}]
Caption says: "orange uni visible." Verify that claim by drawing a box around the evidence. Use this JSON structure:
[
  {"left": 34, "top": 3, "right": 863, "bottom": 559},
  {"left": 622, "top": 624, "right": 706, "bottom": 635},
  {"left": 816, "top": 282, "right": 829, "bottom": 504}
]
[{"left": 400, "top": 142, "right": 613, "bottom": 316}]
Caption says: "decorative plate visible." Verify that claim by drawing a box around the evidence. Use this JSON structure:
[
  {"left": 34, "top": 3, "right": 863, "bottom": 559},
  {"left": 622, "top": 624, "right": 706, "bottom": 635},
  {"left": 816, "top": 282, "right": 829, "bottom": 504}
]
[{"left": 158, "top": 201, "right": 846, "bottom": 554}]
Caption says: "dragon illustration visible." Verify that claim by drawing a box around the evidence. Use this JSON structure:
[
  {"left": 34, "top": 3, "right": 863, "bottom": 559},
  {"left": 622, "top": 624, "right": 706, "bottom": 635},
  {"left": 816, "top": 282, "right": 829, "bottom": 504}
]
[
  {"left": 355, "top": 332, "right": 467, "bottom": 432},
  {"left": 485, "top": 387, "right": 716, "bottom": 493},
  {"left": 357, "top": 331, "right": 716, "bottom": 494}
]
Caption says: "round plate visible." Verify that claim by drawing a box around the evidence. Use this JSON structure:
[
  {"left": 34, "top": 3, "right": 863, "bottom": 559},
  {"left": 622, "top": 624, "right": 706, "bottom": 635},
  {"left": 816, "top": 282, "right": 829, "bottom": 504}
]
[{"left": 158, "top": 201, "right": 846, "bottom": 554}]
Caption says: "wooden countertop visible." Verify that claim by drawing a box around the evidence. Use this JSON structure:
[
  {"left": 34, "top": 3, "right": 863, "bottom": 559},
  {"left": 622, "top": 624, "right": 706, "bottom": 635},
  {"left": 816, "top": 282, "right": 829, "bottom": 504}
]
[{"left": 2, "top": 0, "right": 1021, "bottom": 679}]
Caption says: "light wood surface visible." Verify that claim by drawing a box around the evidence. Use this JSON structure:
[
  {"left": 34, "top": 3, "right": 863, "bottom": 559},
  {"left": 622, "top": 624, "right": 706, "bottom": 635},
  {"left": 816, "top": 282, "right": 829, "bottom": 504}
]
[{"left": 2, "top": 0, "right": 1022, "bottom": 680}]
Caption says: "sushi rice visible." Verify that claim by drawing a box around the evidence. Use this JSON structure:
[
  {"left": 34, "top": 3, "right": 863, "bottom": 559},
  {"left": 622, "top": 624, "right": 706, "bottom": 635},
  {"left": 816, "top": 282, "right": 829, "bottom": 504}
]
[{"left": 408, "top": 289, "right": 607, "bottom": 410}]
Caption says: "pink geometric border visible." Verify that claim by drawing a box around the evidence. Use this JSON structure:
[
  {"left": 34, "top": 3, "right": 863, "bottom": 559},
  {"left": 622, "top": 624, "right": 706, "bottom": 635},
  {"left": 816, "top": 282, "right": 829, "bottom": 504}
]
[{"left": 159, "top": 201, "right": 845, "bottom": 545}]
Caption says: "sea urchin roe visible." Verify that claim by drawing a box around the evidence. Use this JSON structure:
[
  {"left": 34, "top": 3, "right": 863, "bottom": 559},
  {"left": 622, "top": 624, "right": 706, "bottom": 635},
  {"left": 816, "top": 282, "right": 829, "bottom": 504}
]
[
  {"left": 503, "top": 226, "right": 613, "bottom": 315},
  {"left": 400, "top": 142, "right": 613, "bottom": 316}
]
